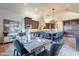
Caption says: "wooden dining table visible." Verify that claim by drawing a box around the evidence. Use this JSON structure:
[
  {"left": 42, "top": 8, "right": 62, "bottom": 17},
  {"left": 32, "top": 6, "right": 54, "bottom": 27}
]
[{"left": 23, "top": 37, "right": 51, "bottom": 55}]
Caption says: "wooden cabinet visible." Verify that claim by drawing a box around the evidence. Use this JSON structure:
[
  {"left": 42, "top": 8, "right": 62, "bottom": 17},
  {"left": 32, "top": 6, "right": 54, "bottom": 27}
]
[
  {"left": 24, "top": 17, "right": 39, "bottom": 29},
  {"left": 44, "top": 23, "right": 55, "bottom": 29},
  {"left": 44, "top": 23, "right": 49, "bottom": 29},
  {"left": 63, "top": 19, "right": 79, "bottom": 35}
]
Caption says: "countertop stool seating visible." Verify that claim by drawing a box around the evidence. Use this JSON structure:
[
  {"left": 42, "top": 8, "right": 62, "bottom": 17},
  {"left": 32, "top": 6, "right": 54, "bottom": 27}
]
[
  {"left": 53, "top": 32, "right": 63, "bottom": 42},
  {"left": 14, "top": 40, "right": 31, "bottom": 56}
]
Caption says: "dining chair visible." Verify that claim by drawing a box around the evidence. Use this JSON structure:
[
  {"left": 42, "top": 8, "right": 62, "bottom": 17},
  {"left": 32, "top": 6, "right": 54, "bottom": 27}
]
[
  {"left": 37, "top": 43, "right": 63, "bottom": 56},
  {"left": 49, "top": 43, "right": 63, "bottom": 56},
  {"left": 14, "top": 40, "right": 31, "bottom": 56}
]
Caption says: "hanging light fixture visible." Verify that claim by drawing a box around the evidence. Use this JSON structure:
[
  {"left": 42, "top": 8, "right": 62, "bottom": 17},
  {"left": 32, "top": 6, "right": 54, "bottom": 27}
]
[
  {"left": 48, "top": 8, "right": 57, "bottom": 31},
  {"left": 49, "top": 8, "right": 57, "bottom": 23},
  {"left": 52, "top": 8, "right": 55, "bottom": 16},
  {"left": 66, "top": 4, "right": 71, "bottom": 11}
]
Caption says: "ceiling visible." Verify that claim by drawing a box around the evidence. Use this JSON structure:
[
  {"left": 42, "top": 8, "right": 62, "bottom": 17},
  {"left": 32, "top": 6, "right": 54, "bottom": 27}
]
[{"left": 0, "top": 3, "right": 79, "bottom": 22}]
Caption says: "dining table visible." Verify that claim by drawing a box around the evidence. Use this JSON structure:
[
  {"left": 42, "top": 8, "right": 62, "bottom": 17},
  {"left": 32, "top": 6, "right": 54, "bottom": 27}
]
[{"left": 23, "top": 37, "right": 51, "bottom": 55}]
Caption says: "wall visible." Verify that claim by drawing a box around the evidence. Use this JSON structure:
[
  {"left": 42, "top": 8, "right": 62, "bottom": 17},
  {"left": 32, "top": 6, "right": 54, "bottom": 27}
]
[{"left": 0, "top": 8, "right": 25, "bottom": 37}]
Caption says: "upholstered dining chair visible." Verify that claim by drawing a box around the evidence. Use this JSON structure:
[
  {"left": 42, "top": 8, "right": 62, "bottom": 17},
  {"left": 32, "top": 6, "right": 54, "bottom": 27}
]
[
  {"left": 14, "top": 40, "right": 31, "bottom": 56},
  {"left": 49, "top": 43, "right": 63, "bottom": 56}
]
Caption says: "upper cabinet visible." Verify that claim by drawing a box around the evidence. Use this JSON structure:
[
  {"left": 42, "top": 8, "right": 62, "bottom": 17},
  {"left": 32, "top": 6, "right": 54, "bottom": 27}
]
[
  {"left": 63, "top": 18, "right": 79, "bottom": 35},
  {"left": 24, "top": 17, "right": 39, "bottom": 29},
  {"left": 44, "top": 23, "right": 55, "bottom": 29}
]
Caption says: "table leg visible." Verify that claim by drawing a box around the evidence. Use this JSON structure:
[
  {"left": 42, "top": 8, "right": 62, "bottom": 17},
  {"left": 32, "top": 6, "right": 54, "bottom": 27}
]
[{"left": 32, "top": 52, "right": 36, "bottom": 56}]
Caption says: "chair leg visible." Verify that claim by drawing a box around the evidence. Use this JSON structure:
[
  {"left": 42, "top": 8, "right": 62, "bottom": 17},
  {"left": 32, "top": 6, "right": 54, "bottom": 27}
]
[
  {"left": 14, "top": 49, "right": 18, "bottom": 56},
  {"left": 14, "top": 49, "right": 22, "bottom": 56}
]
